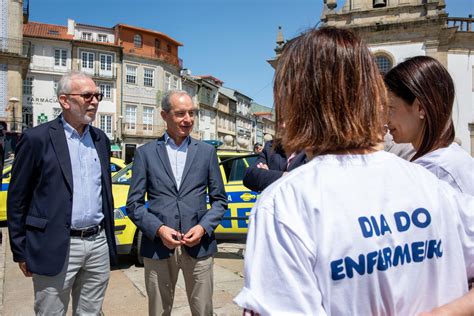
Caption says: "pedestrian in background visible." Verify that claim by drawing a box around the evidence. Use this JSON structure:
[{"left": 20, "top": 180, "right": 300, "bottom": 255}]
[
  {"left": 7, "top": 71, "right": 117, "bottom": 315},
  {"left": 385, "top": 56, "right": 474, "bottom": 195},
  {"left": 253, "top": 142, "right": 263, "bottom": 154},
  {"left": 243, "top": 139, "right": 306, "bottom": 192},
  {"left": 126, "top": 90, "right": 227, "bottom": 315},
  {"left": 235, "top": 28, "right": 474, "bottom": 315}
]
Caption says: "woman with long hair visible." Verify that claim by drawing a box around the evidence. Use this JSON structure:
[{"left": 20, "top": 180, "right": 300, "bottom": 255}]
[{"left": 385, "top": 56, "right": 473, "bottom": 195}]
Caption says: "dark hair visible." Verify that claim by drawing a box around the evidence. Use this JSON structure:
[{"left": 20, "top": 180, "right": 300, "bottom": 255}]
[
  {"left": 274, "top": 28, "right": 386, "bottom": 156},
  {"left": 384, "top": 56, "right": 455, "bottom": 161}
]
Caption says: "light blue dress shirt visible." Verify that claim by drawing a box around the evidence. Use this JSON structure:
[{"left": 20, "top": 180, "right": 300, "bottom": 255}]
[
  {"left": 62, "top": 118, "right": 104, "bottom": 229},
  {"left": 164, "top": 132, "right": 190, "bottom": 190}
]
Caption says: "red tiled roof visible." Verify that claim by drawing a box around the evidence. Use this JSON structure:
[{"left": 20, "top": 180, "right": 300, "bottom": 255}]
[
  {"left": 115, "top": 23, "right": 183, "bottom": 46},
  {"left": 23, "top": 22, "right": 73, "bottom": 40},
  {"left": 195, "top": 75, "right": 224, "bottom": 85}
]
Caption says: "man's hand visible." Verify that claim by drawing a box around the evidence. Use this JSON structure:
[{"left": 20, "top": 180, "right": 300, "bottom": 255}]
[
  {"left": 157, "top": 225, "right": 183, "bottom": 250},
  {"left": 19, "top": 262, "right": 32, "bottom": 277},
  {"left": 182, "top": 225, "right": 205, "bottom": 247},
  {"left": 256, "top": 162, "right": 269, "bottom": 170}
]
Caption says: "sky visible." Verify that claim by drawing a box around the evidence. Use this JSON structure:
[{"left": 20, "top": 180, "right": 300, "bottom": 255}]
[{"left": 29, "top": 0, "right": 473, "bottom": 109}]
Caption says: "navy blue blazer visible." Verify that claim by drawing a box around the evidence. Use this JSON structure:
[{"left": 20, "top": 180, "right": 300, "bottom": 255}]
[
  {"left": 126, "top": 136, "right": 228, "bottom": 259},
  {"left": 243, "top": 140, "right": 306, "bottom": 192},
  {"left": 7, "top": 117, "right": 117, "bottom": 276}
]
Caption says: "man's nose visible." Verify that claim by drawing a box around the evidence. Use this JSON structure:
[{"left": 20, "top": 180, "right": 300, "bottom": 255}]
[
  {"left": 90, "top": 96, "right": 99, "bottom": 105},
  {"left": 184, "top": 112, "right": 193, "bottom": 121}
]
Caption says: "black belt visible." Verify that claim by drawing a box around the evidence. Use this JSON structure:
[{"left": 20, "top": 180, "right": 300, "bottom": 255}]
[{"left": 70, "top": 225, "right": 102, "bottom": 238}]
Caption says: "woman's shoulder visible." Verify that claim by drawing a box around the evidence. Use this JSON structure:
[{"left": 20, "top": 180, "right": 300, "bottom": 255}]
[{"left": 415, "top": 143, "right": 474, "bottom": 194}]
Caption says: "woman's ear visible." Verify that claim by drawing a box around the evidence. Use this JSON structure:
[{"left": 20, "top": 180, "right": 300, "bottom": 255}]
[{"left": 414, "top": 99, "right": 425, "bottom": 120}]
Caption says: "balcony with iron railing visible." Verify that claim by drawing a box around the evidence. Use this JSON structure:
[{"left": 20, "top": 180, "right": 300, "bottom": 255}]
[
  {"left": 121, "top": 122, "right": 165, "bottom": 138},
  {"left": 79, "top": 65, "right": 118, "bottom": 80},
  {"left": 447, "top": 17, "right": 474, "bottom": 32},
  {"left": 0, "top": 38, "right": 31, "bottom": 57}
]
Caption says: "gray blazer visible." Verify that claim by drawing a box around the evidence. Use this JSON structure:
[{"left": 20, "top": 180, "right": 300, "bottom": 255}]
[{"left": 126, "top": 136, "right": 227, "bottom": 259}]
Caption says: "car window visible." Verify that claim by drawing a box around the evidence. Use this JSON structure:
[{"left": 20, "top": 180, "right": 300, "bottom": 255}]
[
  {"left": 228, "top": 158, "right": 247, "bottom": 182},
  {"left": 112, "top": 164, "right": 133, "bottom": 185},
  {"left": 220, "top": 154, "right": 258, "bottom": 183},
  {"left": 219, "top": 157, "right": 235, "bottom": 182},
  {"left": 110, "top": 163, "right": 122, "bottom": 173},
  {"left": 246, "top": 155, "right": 257, "bottom": 167}
]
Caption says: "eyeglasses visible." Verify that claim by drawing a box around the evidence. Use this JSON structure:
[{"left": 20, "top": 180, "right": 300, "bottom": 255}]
[{"left": 64, "top": 93, "right": 104, "bottom": 102}]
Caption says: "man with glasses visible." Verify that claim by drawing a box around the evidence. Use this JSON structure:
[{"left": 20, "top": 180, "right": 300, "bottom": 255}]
[
  {"left": 127, "top": 90, "right": 227, "bottom": 315},
  {"left": 7, "top": 71, "right": 116, "bottom": 315}
]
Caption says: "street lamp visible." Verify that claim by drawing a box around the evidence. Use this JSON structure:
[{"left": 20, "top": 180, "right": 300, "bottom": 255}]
[{"left": 8, "top": 97, "right": 19, "bottom": 132}]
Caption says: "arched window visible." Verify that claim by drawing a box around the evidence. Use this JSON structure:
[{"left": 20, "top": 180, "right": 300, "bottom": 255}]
[
  {"left": 134, "top": 34, "right": 142, "bottom": 48},
  {"left": 375, "top": 54, "right": 393, "bottom": 74}
]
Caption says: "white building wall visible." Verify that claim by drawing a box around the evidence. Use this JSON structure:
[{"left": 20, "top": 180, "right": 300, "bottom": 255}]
[
  {"left": 25, "top": 74, "right": 60, "bottom": 125},
  {"left": 24, "top": 37, "right": 117, "bottom": 138},
  {"left": 74, "top": 26, "right": 115, "bottom": 43},
  {"left": 123, "top": 61, "right": 160, "bottom": 105},
  {"left": 200, "top": 108, "right": 215, "bottom": 140},
  {"left": 448, "top": 53, "right": 474, "bottom": 153},
  {"left": 370, "top": 42, "right": 425, "bottom": 64},
  {"left": 30, "top": 39, "right": 72, "bottom": 73}
]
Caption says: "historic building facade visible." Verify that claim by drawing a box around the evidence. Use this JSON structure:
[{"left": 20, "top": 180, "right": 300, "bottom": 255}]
[
  {"left": 193, "top": 75, "right": 220, "bottom": 141},
  {"left": 11, "top": 12, "right": 275, "bottom": 156},
  {"left": 321, "top": 0, "right": 474, "bottom": 155},
  {"left": 71, "top": 19, "right": 121, "bottom": 143},
  {"left": 217, "top": 86, "right": 237, "bottom": 149},
  {"left": 22, "top": 19, "right": 121, "bottom": 149},
  {"left": 22, "top": 22, "right": 73, "bottom": 129},
  {"left": 0, "top": 0, "right": 30, "bottom": 132},
  {"left": 115, "top": 23, "right": 183, "bottom": 161}
]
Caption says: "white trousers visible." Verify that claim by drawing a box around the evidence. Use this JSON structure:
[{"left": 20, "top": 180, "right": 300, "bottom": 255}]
[{"left": 32, "top": 229, "right": 110, "bottom": 316}]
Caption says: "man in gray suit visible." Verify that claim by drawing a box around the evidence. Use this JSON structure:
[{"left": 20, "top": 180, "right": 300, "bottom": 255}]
[{"left": 126, "top": 90, "right": 227, "bottom": 315}]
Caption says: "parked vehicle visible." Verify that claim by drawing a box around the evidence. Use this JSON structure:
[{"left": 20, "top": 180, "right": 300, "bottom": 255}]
[
  {"left": 112, "top": 150, "right": 259, "bottom": 263},
  {"left": 110, "top": 157, "right": 126, "bottom": 176},
  {"left": 0, "top": 157, "right": 130, "bottom": 221}
]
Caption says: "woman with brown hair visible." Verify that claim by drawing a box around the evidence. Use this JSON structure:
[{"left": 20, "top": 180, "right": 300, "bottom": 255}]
[
  {"left": 385, "top": 56, "right": 473, "bottom": 195},
  {"left": 234, "top": 28, "right": 474, "bottom": 315}
]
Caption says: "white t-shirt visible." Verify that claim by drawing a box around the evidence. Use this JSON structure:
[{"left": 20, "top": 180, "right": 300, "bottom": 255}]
[
  {"left": 414, "top": 143, "right": 474, "bottom": 195},
  {"left": 234, "top": 151, "right": 474, "bottom": 315}
]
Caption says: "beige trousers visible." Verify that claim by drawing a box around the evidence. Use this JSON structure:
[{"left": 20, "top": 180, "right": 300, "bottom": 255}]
[{"left": 144, "top": 246, "right": 214, "bottom": 316}]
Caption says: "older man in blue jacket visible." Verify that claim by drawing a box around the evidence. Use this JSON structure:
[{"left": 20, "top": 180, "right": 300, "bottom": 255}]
[{"left": 7, "top": 72, "right": 117, "bottom": 315}]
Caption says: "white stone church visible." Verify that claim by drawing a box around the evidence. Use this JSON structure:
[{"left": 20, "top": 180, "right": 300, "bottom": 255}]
[{"left": 321, "top": 0, "right": 474, "bottom": 156}]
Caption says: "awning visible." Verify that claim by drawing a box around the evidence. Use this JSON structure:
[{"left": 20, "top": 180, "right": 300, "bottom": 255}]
[
  {"left": 202, "top": 140, "right": 223, "bottom": 148},
  {"left": 111, "top": 144, "right": 121, "bottom": 152}
]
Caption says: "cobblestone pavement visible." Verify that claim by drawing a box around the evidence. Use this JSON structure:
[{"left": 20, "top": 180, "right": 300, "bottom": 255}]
[{"left": 0, "top": 227, "right": 246, "bottom": 316}]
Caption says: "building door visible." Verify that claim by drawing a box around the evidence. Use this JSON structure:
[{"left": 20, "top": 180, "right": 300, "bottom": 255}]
[
  {"left": 22, "top": 105, "right": 33, "bottom": 129},
  {"left": 125, "top": 143, "right": 136, "bottom": 164}
]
